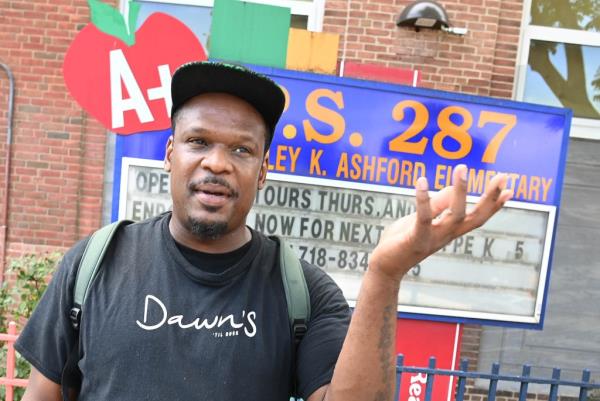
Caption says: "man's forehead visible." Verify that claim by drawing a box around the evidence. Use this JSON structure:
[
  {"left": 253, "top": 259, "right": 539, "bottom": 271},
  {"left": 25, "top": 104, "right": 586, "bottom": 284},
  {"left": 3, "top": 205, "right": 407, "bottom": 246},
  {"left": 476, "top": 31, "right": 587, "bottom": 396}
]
[{"left": 179, "top": 92, "right": 265, "bottom": 120}]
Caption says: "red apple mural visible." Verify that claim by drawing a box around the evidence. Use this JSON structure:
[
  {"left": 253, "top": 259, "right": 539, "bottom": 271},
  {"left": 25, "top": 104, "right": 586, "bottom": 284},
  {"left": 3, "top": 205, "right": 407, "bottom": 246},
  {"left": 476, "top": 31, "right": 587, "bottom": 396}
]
[{"left": 63, "top": 0, "right": 207, "bottom": 135}]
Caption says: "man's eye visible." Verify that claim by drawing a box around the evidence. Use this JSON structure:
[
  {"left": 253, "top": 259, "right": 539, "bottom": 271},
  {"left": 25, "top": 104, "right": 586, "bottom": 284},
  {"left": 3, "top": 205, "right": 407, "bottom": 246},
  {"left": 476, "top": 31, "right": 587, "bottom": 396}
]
[
  {"left": 188, "top": 138, "right": 207, "bottom": 146},
  {"left": 233, "top": 146, "right": 251, "bottom": 154}
]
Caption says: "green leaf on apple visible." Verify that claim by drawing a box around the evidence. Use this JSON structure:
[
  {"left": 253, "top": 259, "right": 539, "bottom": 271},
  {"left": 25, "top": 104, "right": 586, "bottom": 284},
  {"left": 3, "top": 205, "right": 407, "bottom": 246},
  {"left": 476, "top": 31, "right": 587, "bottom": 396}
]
[{"left": 88, "top": 0, "right": 141, "bottom": 46}]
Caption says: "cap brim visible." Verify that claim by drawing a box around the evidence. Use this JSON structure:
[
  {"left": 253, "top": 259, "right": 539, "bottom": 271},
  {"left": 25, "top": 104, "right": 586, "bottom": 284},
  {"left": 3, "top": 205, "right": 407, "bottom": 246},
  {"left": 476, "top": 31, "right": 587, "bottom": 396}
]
[{"left": 171, "top": 61, "right": 285, "bottom": 144}]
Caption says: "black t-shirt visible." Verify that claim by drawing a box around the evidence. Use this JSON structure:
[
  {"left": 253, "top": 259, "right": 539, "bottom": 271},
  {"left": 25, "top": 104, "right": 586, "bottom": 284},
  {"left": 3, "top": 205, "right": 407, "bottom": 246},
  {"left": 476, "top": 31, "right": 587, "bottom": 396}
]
[
  {"left": 15, "top": 213, "right": 351, "bottom": 401},
  {"left": 175, "top": 234, "right": 253, "bottom": 273}
]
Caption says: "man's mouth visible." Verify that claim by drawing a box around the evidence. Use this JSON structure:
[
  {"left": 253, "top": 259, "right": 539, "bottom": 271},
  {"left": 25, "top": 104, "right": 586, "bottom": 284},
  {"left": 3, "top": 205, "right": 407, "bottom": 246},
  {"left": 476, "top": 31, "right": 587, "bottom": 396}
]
[
  {"left": 195, "top": 183, "right": 232, "bottom": 198},
  {"left": 189, "top": 178, "right": 239, "bottom": 208},
  {"left": 194, "top": 184, "right": 231, "bottom": 207}
]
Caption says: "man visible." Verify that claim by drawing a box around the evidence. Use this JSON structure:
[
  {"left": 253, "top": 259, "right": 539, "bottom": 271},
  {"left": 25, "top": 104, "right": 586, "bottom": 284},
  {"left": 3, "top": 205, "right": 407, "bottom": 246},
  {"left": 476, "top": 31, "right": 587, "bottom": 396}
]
[{"left": 16, "top": 61, "right": 512, "bottom": 401}]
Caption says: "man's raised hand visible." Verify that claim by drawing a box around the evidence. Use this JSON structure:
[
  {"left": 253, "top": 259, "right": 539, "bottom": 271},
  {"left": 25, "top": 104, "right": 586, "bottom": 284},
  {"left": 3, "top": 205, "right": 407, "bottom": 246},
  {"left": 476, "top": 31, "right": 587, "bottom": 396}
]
[{"left": 369, "top": 164, "right": 513, "bottom": 282}]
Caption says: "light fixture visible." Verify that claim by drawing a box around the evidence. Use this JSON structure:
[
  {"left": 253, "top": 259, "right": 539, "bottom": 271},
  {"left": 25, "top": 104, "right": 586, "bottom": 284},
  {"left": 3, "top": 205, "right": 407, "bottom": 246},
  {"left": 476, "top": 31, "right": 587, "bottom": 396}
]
[{"left": 396, "top": 0, "right": 468, "bottom": 36}]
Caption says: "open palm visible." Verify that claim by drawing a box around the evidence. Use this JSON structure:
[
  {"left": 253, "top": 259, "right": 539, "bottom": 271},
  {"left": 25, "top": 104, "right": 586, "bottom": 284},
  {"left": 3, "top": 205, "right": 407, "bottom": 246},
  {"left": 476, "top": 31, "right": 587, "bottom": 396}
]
[{"left": 370, "top": 165, "right": 513, "bottom": 281}]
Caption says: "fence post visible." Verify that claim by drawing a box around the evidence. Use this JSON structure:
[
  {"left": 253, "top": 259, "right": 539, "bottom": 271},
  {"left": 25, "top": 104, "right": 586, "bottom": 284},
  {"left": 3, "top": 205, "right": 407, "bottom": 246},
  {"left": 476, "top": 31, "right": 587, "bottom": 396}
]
[
  {"left": 424, "top": 357, "right": 436, "bottom": 401},
  {"left": 549, "top": 368, "right": 561, "bottom": 401},
  {"left": 579, "top": 369, "right": 591, "bottom": 401},
  {"left": 6, "top": 321, "right": 17, "bottom": 401},
  {"left": 518, "top": 364, "right": 531, "bottom": 401},
  {"left": 455, "top": 359, "right": 469, "bottom": 401},
  {"left": 488, "top": 363, "right": 500, "bottom": 401},
  {"left": 395, "top": 354, "right": 404, "bottom": 401}
]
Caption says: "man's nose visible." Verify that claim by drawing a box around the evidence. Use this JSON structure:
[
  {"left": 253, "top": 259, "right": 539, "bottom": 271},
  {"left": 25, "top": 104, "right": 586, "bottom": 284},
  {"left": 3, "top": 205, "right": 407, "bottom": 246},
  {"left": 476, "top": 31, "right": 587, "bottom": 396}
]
[{"left": 200, "top": 146, "right": 233, "bottom": 174}]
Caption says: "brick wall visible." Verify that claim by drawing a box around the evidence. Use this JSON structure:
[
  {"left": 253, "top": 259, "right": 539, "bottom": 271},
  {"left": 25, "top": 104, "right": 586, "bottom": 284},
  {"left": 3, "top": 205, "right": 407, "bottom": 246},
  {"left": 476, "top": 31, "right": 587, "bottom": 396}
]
[
  {"left": 461, "top": 324, "right": 483, "bottom": 370},
  {"left": 323, "top": 0, "right": 523, "bottom": 98},
  {"left": 0, "top": 0, "right": 112, "bottom": 264}
]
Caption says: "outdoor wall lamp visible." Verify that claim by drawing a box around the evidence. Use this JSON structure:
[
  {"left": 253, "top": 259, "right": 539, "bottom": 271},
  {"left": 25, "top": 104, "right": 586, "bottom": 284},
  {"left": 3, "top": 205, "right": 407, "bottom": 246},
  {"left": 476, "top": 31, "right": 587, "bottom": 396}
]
[{"left": 396, "top": 0, "right": 468, "bottom": 36}]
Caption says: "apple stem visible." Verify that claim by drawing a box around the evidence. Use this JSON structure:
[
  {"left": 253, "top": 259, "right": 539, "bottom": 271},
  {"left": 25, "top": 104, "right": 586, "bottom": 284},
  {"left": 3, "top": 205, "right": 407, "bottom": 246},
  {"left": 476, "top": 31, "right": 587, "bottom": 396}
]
[
  {"left": 87, "top": 0, "right": 140, "bottom": 46},
  {"left": 123, "top": 1, "right": 131, "bottom": 36}
]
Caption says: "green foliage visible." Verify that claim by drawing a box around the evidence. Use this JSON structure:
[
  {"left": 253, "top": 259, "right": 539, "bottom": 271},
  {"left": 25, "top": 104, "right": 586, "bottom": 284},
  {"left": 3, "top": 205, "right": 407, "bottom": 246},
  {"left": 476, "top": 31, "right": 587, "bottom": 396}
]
[
  {"left": 0, "top": 253, "right": 62, "bottom": 400},
  {"left": 593, "top": 67, "right": 600, "bottom": 102}
]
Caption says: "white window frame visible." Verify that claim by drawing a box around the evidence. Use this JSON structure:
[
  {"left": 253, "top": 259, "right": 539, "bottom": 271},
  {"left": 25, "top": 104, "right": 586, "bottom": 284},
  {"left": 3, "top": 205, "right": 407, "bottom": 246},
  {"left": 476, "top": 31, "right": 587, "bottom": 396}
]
[
  {"left": 133, "top": 0, "right": 324, "bottom": 32},
  {"left": 514, "top": 0, "right": 600, "bottom": 140}
]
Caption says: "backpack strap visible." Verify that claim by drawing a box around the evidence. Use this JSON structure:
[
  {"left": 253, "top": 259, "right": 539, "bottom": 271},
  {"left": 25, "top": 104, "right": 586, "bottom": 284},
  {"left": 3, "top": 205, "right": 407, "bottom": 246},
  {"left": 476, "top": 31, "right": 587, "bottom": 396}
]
[
  {"left": 62, "top": 220, "right": 133, "bottom": 401},
  {"left": 275, "top": 236, "right": 311, "bottom": 344},
  {"left": 69, "top": 220, "right": 133, "bottom": 330},
  {"left": 272, "top": 236, "right": 311, "bottom": 400}
]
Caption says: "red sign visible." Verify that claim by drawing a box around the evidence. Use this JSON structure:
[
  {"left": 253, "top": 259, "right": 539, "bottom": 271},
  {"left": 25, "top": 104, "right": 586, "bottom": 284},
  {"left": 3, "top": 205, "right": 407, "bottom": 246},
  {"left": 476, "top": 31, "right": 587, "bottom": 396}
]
[
  {"left": 395, "top": 319, "right": 462, "bottom": 401},
  {"left": 343, "top": 61, "right": 421, "bottom": 87}
]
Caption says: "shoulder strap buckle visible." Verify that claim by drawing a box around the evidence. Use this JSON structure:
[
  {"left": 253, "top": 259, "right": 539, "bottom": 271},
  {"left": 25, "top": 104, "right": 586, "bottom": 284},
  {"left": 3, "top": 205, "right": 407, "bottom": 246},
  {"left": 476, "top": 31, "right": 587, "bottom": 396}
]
[
  {"left": 292, "top": 319, "right": 308, "bottom": 344},
  {"left": 69, "top": 307, "right": 81, "bottom": 330}
]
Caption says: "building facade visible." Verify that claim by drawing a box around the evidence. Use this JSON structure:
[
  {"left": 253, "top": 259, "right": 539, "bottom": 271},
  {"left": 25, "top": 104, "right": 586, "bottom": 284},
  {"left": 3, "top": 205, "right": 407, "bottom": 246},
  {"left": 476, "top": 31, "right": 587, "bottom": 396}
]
[{"left": 1, "top": 0, "right": 599, "bottom": 397}]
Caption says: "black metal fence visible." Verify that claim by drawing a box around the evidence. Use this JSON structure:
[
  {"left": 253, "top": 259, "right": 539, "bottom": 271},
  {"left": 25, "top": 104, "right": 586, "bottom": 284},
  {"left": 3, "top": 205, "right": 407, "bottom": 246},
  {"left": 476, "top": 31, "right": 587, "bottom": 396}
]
[{"left": 395, "top": 355, "right": 600, "bottom": 401}]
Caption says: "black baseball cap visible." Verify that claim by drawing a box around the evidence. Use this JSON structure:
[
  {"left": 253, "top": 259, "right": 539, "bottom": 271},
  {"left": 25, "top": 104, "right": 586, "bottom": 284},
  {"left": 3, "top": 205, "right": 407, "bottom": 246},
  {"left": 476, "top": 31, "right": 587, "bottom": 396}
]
[{"left": 170, "top": 61, "right": 286, "bottom": 147}]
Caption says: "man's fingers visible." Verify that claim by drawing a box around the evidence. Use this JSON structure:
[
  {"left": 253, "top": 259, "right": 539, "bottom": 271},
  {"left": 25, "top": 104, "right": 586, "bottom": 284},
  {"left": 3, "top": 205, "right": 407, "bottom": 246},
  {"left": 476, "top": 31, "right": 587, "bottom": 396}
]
[
  {"left": 467, "top": 173, "right": 512, "bottom": 228},
  {"left": 449, "top": 164, "right": 467, "bottom": 222},
  {"left": 415, "top": 177, "right": 432, "bottom": 223},
  {"left": 413, "top": 177, "right": 432, "bottom": 251},
  {"left": 430, "top": 165, "right": 468, "bottom": 229},
  {"left": 480, "top": 172, "right": 508, "bottom": 207},
  {"left": 429, "top": 186, "right": 452, "bottom": 217}
]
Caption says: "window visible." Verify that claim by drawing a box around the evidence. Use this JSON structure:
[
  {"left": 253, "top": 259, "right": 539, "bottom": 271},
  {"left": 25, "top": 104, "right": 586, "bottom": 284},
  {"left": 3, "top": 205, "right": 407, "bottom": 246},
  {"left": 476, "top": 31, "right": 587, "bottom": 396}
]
[
  {"left": 515, "top": 0, "right": 600, "bottom": 139},
  {"left": 130, "top": 0, "right": 324, "bottom": 33},
  {"left": 245, "top": 0, "right": 324, "bottom": 31},
  {"left": 134, "top": 1, "right": 213, "bottom": 49}
]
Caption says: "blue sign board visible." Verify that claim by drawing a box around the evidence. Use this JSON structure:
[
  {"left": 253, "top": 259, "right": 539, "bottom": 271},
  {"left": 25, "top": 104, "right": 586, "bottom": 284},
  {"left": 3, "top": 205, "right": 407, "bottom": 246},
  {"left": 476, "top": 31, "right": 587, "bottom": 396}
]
[
  {"left": 112, "top": 65, "right": 571, "bottom": 329},
  {"left": 265, "top": 67, "right": 569, "bottom": 206}
]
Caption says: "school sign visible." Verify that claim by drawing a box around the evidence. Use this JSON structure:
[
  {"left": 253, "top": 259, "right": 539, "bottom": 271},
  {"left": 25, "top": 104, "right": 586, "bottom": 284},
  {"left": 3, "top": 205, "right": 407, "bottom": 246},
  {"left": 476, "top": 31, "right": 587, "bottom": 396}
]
[{"left": 114, "top": 65, "right": 571, "bottom": 329}]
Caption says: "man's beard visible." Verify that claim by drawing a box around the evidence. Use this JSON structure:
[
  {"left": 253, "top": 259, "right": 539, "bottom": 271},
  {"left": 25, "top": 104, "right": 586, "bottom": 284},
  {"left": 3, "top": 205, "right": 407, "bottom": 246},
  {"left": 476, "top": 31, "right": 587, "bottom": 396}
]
[
  {"left": 184, "top": 175, "right": 239, "bottom": 240},
  {"left": 187, "top": 216, "right": 229, "bottom": 240}
]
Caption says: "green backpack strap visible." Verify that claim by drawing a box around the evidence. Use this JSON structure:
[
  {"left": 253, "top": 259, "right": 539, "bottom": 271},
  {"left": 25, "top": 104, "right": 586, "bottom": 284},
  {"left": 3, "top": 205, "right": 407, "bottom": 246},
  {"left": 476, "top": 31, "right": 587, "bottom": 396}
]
[
  {"left": 69, "top": 220, "right": 133, "bottom": 330},
  {"left": 274, "top": 236, "right": 310, "bottom": 400},
  {"left": 275, "top": 236, "right": 311, "bottom": 344}
]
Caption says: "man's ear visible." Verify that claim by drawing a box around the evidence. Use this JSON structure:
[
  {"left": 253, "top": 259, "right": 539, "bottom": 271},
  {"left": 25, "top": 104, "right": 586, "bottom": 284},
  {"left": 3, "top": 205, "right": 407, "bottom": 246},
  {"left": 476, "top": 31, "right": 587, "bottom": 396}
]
[
  {"left": 258, "top": 150, "right": 269, "bottom": 190},
  {"left": 164, "top": 135, "right": 174, "bottom": 172}
]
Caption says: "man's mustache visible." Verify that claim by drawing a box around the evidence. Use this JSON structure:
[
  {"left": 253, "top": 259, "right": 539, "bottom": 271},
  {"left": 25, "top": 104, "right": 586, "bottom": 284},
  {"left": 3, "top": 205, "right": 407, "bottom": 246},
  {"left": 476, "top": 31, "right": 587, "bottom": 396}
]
[{"left": 188, "top": 176, "right": 240, "bottom": 199}]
